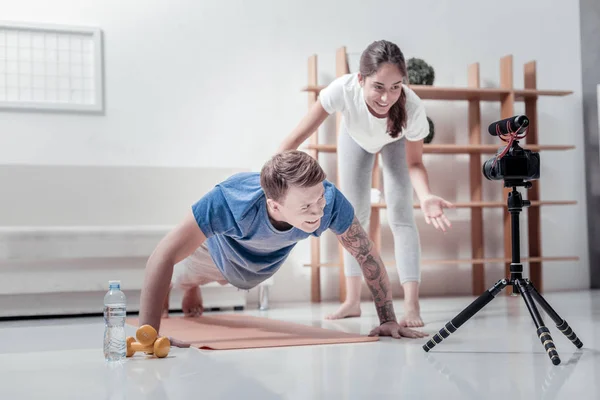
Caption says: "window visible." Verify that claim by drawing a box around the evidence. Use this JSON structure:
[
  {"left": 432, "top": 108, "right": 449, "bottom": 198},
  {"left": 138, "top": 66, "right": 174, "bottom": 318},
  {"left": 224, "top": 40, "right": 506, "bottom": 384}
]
[{"left": 0, "top": 21, "right": 103, "bottom": 113}]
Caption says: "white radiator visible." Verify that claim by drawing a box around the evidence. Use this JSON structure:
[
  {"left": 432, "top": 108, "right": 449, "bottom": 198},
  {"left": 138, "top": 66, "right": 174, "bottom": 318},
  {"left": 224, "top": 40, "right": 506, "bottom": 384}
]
[
  {"left": 0, "top": 165, "right": 250, "bottom": 317},
  {"left": 0, "top": 225, "right": 247, "bottom": 317}
]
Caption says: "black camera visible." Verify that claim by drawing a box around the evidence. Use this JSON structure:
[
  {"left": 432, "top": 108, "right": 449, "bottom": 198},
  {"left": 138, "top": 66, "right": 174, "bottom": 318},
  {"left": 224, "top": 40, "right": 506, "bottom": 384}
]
[
  {"left": 482, "top": 145, "right": 540, "bottom": 181},
  {"left": 481, "top": 115, "right": 540, "bottom": 182}
]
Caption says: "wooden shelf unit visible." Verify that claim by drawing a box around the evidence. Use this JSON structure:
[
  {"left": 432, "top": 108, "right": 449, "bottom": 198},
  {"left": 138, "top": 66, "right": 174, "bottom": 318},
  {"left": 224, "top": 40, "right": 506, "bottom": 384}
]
[
  {"left": 370, "top": 200, "right": 577, "bottom": 209},
  {"left": 302, "top": 85, "right": 573, "bottom": 101},
  {"left": 303, "top": 47, "right": 578, "bottom": 302}
]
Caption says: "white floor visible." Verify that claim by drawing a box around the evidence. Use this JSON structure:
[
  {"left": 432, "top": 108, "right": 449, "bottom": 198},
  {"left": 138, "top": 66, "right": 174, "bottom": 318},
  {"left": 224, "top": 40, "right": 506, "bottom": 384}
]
[{"left": 0, "top": 290, "right": 598, "bottom": 400}]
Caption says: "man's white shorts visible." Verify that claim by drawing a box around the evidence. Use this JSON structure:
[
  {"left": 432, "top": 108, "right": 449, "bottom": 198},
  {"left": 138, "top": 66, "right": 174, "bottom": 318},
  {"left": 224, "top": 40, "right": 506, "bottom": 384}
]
[{"left": 171, "top": 242, "right": 229, "bottom": 290}]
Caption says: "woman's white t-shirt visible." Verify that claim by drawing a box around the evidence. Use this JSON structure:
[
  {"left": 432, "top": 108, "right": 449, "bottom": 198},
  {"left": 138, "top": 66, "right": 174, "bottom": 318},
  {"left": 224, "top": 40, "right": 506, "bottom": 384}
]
[{"left": 319, "top": 73, "right": 429, "bottom": 153}]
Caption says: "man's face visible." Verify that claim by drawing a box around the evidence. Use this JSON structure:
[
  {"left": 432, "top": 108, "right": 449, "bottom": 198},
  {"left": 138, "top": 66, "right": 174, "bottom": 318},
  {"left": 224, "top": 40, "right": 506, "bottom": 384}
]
[{"left": 270, "top": 183, "right": 326, "bottom": 233}]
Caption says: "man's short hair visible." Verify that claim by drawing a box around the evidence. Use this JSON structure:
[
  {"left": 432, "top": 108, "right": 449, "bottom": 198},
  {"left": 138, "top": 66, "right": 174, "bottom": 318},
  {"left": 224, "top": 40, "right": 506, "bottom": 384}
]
[{"left": 260, "top": 150, "right": 327, "bottom": 203}]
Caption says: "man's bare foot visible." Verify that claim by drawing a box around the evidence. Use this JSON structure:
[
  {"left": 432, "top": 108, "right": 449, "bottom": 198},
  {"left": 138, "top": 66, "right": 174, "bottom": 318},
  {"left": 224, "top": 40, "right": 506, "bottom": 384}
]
[
  {"left": 325, "top": 302, "right": 361, "bottom": 320},
  {"left": 182, "top": 286, "right": 203, "bottom": 317},
  {"left": 399, "top": 303, "right": 424, "bottom": 327}
]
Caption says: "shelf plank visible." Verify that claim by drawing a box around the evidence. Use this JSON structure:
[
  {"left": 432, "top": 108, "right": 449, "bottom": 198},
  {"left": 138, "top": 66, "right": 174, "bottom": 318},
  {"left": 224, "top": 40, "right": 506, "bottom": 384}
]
[
  {"left": 424, "top": 256, "right": 579, "bottom": 266},
  {"left": 302, "top": 85, "right": 510, "bottom": 101},
  {"left": 411, "top": 86, "right": 510, "bottom": 101},
  {"left": 515, "top": 89, "right": 573, "bottom": 100},
  {"left": 302, "top": 85, "right": 325, "bottom": 92},
  {"left": 370, "top": 200, "right": 577, "bottom": 209},
  {"left": 301, "top": 85, "right": 573, "bottom": 102},
  {"left": 423, "top": 144, "right": 575, "bottom": 153},
  {"left": 304, "top": 256, "right": 579, "bottom": 268},
  {"left": 304, "top": 144, "right": 575, "bottom": 154}
]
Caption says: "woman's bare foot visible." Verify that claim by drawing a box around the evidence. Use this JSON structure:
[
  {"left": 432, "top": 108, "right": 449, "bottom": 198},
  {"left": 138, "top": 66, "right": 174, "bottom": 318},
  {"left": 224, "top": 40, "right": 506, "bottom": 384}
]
[
  {"left": 325, "top": 302, "right": 362, "bottom": 320},
  {"left": 182, "top": 286, "right": 203, "bottom": 317},
  {"left": 399, "top": 302, "right": 424, "bottom": 327},
  {"left": 400, "top": 281, "right": 424, "bottom": 327}
]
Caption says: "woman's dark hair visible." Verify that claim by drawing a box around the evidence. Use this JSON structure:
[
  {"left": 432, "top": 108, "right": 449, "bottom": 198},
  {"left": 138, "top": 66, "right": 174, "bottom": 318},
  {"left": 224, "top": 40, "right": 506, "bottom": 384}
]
[{"left": 359, "top": 40, "right": 407, "bottom": 138}]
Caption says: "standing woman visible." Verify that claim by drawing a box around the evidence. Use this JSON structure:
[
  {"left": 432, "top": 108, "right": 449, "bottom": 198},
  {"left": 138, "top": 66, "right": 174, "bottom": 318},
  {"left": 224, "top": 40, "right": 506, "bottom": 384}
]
[{"left": 278, "top": 40, "right": 453, "bottom": 327}]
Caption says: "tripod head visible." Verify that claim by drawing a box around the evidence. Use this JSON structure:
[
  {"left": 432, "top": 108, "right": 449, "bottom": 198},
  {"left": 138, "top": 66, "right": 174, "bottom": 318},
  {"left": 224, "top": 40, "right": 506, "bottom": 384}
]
[{"left": 505, "top": 180, "right": 532, "bottom": 212}]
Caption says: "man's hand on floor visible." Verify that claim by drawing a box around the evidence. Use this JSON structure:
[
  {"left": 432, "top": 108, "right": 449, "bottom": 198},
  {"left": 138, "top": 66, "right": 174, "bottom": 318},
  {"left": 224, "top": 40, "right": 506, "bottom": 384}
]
[{"left": 368, "top": 321, "right": 429, "bottom": 339}]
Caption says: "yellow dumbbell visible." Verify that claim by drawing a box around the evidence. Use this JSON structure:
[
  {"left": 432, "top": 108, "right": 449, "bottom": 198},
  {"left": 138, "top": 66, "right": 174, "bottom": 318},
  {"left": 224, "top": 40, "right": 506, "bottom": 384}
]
[{"left": 126, "top": 325, "right": 170, "bottom": 358}]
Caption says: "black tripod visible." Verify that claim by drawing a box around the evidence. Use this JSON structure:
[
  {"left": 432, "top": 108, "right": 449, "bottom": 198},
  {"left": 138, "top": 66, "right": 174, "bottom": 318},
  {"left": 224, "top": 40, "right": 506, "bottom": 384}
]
[{"left": 422, "top": 180, "right": 583, "bottom": 366}]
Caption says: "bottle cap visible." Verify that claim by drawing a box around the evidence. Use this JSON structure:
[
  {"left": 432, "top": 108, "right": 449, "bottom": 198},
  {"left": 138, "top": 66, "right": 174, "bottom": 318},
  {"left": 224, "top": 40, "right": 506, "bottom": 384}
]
[{"left": 109, "top": 280, "right": 121, "bottom": 289}]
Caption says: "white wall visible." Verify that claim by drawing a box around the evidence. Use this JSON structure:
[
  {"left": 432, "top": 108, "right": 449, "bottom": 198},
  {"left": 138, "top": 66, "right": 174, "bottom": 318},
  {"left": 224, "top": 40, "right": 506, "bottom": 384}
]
[
  {"left": 598, "top": 84, "right": 600, "bottom": 154},
  {"left": 0, "top": 0, "right": 589, "bottom": 305}
]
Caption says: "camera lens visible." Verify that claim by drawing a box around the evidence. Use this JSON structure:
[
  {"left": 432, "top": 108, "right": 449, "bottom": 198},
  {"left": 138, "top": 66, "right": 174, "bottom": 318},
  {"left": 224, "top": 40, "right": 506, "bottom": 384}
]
[{"left": 482, "top": 158, "right": 501, "bottom": 180}]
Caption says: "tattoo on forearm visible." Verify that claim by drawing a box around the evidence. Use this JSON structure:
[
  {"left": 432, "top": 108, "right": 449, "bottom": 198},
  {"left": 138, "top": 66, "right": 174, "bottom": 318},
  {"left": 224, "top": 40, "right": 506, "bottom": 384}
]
[
  {"left": 377, "top": 301, "right": 396, "bottom": 324},
  {"left": 379, "top": 276, "right": 387, "bottom": 298},
  {"left": 339, "top": 219, "right": 372, "bottom": 259},
  {"left": 339, "top": 217, "right": 396, "bottom": 324},
  {"left": 368, "top": 284, "right": 381, "bottom": 303}
]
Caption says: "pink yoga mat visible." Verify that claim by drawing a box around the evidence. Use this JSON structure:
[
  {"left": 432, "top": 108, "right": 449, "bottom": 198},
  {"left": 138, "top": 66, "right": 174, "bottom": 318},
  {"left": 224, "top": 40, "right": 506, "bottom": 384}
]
[{"left": 127, "top": 315, "right": 379, "bottom": 350}]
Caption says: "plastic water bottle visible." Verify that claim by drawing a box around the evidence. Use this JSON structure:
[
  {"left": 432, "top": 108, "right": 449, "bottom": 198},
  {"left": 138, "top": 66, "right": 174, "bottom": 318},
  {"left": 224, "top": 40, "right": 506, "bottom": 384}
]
[{"left": 103, "top": 280, "right": 127, "bottom": 362}]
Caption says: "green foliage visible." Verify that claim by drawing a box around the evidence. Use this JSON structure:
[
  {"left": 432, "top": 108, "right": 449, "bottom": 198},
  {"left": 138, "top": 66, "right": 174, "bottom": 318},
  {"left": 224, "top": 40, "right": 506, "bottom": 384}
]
[
  {"left": 425, "top": 116, "right": 435, "bottom": 144},
  {"left": 407, "top": 58, "right": 435, "bottom": 86}
]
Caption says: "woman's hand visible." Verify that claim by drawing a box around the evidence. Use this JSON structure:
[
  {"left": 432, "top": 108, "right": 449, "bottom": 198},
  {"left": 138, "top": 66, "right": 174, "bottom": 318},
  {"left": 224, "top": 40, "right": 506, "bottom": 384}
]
[{"left": 420, "top": 194, "right": 454, "bottom": 232}]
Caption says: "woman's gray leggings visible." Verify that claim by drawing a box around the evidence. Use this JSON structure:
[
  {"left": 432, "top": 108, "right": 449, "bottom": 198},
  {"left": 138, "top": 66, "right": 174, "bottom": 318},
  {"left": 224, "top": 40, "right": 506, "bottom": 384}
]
[{"left": 338, "top": 127, "right": 421, "bottom": 284}]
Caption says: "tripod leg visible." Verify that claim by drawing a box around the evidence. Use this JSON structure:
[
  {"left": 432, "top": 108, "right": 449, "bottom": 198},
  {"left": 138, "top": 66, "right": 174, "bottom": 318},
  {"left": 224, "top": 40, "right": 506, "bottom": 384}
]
[
  {"left": 423, "top": 279, "right": 507, "bottom": 352},
  {"left": 515, "top": 279, "right": 561, "bottom": 365},
  {"left": 526, "top": 280, "right": 583, "bottom": 349}
]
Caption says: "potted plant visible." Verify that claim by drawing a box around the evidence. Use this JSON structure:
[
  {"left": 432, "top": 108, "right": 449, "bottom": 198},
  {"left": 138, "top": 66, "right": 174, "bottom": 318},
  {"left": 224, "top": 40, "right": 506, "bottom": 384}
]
[{"left": 407, "top": 58, "right": 436, "bottom": 143}]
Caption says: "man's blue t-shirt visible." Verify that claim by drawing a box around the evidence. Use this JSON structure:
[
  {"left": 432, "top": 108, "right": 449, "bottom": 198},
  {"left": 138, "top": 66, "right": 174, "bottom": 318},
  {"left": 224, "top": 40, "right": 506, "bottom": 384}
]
[{"left": 191, "top": 172, "right": 355, "bottom": 290}]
